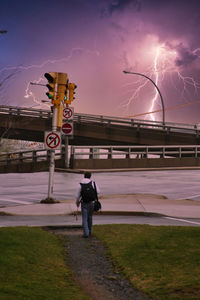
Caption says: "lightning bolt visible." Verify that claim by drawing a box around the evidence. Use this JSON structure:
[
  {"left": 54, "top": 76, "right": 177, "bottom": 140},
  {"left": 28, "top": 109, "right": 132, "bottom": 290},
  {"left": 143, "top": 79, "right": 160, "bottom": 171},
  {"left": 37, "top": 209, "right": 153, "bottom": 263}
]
[
  {"left": 148, "top": 46, "right": 160, "bottom": 121},
  {"left": 123, "top": 42, "right": 200, "bottom": 122},
  {"left": 0, "top": 47, "right": 100, "bottom": 107}
]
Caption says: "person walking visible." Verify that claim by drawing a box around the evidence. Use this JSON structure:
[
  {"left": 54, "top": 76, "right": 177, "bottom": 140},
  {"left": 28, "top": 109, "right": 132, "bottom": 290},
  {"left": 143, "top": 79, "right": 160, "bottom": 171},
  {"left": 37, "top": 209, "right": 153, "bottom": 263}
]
[{"left": 76, "top": 172, "right": 100, "bottom": 238}]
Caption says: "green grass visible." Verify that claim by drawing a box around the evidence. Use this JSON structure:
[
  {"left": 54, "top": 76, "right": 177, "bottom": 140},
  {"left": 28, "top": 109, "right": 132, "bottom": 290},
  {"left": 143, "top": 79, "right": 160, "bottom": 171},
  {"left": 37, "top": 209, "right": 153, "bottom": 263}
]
[
  {"left": 1, "top": 225, "right": 200, "bottom": 300},
  {"left": 0, "top": 227, "right": 89, "bottom": 300},
  {"left": 93, "top": 224, "right": 200, "bottom": 300}
]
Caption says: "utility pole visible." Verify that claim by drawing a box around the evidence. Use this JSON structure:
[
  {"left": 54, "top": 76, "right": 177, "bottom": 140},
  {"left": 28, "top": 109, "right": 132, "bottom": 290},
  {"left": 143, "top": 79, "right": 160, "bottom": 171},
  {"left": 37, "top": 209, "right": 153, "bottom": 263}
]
[
  {"left": 39, "top": 72, "right": 77, "bottom": 203},
  {"left": 41, "top": 72, "right": 68, "bottom": 203}
]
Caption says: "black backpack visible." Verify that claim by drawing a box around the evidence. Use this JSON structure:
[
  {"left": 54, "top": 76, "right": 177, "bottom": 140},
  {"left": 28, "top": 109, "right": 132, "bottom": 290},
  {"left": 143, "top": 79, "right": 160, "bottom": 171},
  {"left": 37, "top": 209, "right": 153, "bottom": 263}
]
[{"left": 80, "top": 181, "right": 96, "bottom": 203}]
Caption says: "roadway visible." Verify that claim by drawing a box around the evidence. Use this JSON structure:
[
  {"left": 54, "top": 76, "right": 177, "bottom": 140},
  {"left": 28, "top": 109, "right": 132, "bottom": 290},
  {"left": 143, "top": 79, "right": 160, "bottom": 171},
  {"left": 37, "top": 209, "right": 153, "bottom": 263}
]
[
  {"left": 0, "top": 169, "right": 200, "bottom": 227},
  {"left": 1, "top": 169, "right": 200, "bottom": 206}
]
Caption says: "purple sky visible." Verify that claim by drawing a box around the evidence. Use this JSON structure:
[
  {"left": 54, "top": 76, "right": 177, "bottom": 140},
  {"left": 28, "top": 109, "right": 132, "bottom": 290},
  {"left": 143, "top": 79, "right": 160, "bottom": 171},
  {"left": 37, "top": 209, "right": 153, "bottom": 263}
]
[{"left": 1, "top": 0, "right": 200, "bottom": 124}]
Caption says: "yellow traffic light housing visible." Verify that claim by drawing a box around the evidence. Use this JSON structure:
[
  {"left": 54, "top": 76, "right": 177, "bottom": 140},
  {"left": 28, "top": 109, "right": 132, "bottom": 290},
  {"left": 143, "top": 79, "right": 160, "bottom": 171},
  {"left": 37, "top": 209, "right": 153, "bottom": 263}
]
[
  {"left": 44, "top": 72, "right": 76, "bottom": 107},
  {"left": 44, "top": 72, "right": 57, "bottom": 101},
  {"left": 64, "top": 79, "right": 69, "bottom": 104},
  {"left": 68, "top": 83, "right": 77, "bottom": 104},
  {"left": 57, "top": 104, "right": 63, "bottom": 127},
  {"left": 56, "top": 73, "right": 68, "bottom": 106}
]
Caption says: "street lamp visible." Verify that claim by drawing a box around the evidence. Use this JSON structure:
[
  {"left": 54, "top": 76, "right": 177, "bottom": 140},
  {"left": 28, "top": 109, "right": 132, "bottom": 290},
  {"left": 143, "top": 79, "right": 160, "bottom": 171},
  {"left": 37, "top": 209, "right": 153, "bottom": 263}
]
[{"left": 123, "top": 70, "right": 165, "bottom": 126}]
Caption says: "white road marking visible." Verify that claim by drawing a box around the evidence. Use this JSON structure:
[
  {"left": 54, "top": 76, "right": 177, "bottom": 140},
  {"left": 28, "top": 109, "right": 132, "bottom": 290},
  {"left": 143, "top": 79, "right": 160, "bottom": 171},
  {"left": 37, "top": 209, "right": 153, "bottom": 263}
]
[
  {"left": 0, "top": 198, "right": 30, "bottom": 205},
  {"left": 177, "top": 194, "right": 200, "bottom": 200},
  {"left": 165, "top": 217, "right": 200, "bottom": 226}
]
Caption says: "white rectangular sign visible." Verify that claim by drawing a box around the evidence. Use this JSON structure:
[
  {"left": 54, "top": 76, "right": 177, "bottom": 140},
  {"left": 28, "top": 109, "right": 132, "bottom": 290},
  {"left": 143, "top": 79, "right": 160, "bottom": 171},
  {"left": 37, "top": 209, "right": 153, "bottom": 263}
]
[
  {"left": 44, "top": 131, "right": 61, "bottom": 150},
  {"left": 63, "top": 107, "right": 74, "bottom": 121}
]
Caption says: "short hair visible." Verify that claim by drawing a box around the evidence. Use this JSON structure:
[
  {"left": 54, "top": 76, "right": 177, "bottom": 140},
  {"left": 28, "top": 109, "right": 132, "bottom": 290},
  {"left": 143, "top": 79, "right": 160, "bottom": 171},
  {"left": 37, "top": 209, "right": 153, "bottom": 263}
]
[{"left": 84, "top": 172, "right": 91, "bottom": 179}]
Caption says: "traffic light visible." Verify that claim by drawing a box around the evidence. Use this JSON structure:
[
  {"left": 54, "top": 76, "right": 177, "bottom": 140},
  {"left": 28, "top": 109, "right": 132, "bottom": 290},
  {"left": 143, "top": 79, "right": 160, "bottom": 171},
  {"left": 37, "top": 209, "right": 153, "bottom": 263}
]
[
  {"left": 68, "top": 83, "right": 77, "bottom": 104},
  {"left": 57, "top": 73, "right": 68, "bottom": 105},
  {"left": 44, "top": 72, "right": 57, "bottom": 101},
  {"left": 64, "top": 79, "right": 69, "bottom": 103}
]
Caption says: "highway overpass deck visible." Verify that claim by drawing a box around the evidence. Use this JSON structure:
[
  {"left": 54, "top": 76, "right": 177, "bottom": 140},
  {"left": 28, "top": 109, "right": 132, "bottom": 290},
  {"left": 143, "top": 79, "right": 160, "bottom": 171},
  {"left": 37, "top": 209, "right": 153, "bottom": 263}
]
[{"left": 0, "top": 105, "right": 200, "bottom": 146}]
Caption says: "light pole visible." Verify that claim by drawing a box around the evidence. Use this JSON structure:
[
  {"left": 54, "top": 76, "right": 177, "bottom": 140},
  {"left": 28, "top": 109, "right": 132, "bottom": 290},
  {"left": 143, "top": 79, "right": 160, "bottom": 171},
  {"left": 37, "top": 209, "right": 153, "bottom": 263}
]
[{"left": 123, "top": 70, "right": 165, "bottom": 126}]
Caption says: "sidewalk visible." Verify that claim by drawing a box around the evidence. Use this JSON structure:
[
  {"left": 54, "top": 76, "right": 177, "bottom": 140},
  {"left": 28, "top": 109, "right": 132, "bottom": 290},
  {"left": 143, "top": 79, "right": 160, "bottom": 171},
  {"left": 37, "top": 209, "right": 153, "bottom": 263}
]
[{"left": 0, "top": 193, "right": 199, "bottom": 218}]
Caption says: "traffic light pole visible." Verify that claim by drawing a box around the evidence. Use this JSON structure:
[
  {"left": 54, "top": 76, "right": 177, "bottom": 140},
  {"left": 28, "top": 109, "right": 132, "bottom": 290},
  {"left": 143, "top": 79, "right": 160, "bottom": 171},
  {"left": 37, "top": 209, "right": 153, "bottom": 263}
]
[
  {"left": 47, "top": 106, "right": 58, "bottom": 201},
  {"left": 41, "top": 71, "right": 76, "bottom": 202}
]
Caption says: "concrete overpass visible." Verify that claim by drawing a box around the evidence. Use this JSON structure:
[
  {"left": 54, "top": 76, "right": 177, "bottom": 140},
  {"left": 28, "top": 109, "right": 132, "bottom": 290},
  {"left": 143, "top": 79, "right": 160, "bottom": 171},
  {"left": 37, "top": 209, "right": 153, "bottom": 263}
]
[{"left": 0, "top": 105, "right": 200, "bottom": 146}]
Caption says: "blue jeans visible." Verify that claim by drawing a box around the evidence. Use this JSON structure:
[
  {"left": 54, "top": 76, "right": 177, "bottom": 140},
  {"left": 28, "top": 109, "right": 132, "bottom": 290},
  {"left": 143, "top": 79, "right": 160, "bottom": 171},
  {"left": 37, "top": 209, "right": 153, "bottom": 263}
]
[{"left": 81, "top": 202, "right": 94, "bottom": 236}]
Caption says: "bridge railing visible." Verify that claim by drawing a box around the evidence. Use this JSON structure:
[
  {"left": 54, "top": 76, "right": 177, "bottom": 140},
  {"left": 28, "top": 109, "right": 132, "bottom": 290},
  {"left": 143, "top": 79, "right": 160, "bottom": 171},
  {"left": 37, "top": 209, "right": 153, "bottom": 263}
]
[
  {"left": 74, "top": 113, "right": 200, "bottom": 136},
  {"left": 0, "top": 148, "right": 63, "bottom": 165},
  {"left": 71, "top": 145, "right": 200, "bottom": 159},
  {"left": 0, "top": 105, "right": 51, "bottom": 119},
  {"left": 1, "top": 145, "right": 200, "bottom": 171},
  {"left": 2, "top": 144, "right": 199, "bottom": 164},
  {"left": 0, "top": 105, "right": 200, "bottom": 136}
]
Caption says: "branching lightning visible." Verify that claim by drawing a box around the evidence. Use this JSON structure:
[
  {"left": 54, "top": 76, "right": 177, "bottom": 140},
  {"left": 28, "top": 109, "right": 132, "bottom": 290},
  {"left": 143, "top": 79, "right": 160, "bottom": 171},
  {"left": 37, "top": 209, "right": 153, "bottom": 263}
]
[
  {"left": 148, "top": 45, "right": 160, "bottom": 121},
  {"left": 123, "top": 42, "right": 200, "bottom": 122},
  {"left": 0, "top": 47, "right": 100, "bottom": 108}
]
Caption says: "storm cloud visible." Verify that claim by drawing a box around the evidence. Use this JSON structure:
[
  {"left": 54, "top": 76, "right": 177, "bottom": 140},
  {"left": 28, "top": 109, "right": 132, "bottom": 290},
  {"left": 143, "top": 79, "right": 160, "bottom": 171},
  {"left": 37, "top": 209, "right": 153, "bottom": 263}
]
[{"left": 1, "top": 0, "right": 200, "bottom": 123}]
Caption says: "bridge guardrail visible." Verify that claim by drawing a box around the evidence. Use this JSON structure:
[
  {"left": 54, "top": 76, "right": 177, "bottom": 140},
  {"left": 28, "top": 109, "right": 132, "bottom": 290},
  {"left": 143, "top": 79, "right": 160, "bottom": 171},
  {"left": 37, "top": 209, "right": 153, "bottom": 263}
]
[
  {"left": 0, "top": 105, "right": 200, "bottom": 136},
  {"left": 71, "top": 145, "right": 200, "bottom": 159},
  {"left": 74, "top": 113, "right": 200, "bottom": 136},
  {"left": 2, "top": 145, "right": 200, "bottom": 165},
  {"left": 0, "top": 148, "right": 63, "bottom": 165},
  {"left": 0, "top": 105, "right": 51, "bottom": 119},
  {"left": 1, "top": 145, "right": 200, "bottom": 171}
]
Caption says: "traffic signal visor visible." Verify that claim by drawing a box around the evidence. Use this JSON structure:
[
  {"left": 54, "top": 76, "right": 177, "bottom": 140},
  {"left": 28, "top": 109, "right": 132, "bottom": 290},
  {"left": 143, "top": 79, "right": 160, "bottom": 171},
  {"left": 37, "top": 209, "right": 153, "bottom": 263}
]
[
  {"left": 68, "top": 83, "right": 77, "bottom": 104},
  {"left": 44, "top": 72, "right": 57, "bottom": 100}
]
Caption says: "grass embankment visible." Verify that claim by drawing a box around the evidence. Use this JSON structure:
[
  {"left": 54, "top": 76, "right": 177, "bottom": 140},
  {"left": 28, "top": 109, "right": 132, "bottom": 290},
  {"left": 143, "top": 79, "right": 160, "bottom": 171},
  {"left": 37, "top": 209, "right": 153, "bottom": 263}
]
[
  {"left": 0, "top": 227, "right": 89, "bottom": 300},
  {"left": 94, "top": 224, "right": 200, "bottom": 300}
]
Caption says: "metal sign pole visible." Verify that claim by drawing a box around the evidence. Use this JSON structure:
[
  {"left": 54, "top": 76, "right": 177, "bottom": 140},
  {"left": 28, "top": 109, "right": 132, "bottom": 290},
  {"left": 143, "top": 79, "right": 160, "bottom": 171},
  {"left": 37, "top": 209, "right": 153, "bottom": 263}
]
[
  {"left": 65, "top": 135, "right": 69, "bottom": 168},
  {"left": 62, "top": 106, "right": 74, "bottom": 168},
  {"left": 47, "top": 106, "right": 57, "bottom": 199}
]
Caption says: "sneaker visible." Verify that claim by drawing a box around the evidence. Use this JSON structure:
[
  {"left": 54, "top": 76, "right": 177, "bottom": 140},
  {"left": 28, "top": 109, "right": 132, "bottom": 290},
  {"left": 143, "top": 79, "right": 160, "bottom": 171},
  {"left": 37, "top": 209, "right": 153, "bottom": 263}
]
[{"left": 82, "top": 235, "right": 89, "bottom": 238}]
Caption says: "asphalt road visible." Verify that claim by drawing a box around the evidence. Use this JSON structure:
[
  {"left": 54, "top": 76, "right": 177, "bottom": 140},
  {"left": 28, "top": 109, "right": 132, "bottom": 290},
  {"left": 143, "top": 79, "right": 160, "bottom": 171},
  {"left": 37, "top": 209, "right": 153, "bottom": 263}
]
[{"left": 1, "top": 169, "right": 200, "bottom": 207}]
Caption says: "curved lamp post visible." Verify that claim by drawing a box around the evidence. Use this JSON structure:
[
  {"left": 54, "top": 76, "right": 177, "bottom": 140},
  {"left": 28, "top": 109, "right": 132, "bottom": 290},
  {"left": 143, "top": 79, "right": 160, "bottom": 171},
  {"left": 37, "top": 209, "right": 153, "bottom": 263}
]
[{"left": 123, "top": 70, "right": 165, "bottom": 126}]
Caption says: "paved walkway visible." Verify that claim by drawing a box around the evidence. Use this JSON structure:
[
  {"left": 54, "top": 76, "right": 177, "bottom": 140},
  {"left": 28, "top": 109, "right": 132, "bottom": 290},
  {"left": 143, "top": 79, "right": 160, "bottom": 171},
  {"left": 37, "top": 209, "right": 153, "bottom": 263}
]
[{"left": 0, "top": 193, "right": 199, "bottom": 218}]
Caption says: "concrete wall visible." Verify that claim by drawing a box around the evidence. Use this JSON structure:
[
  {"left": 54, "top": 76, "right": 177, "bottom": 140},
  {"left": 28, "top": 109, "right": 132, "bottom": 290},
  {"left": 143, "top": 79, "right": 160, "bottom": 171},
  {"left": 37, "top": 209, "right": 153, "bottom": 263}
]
[
  {"left": 0, "top": 159, "right": 65, "bottom": 173},
  {"left": 72, "top": 157, "right": 200, "bottom": 169}
]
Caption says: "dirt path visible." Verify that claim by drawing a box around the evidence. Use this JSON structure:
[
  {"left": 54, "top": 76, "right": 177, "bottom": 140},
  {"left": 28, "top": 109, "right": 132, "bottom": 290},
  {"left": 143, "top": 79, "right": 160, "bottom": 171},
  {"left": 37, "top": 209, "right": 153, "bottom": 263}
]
[{"left": 51, "top": 227, "right": 153, "bottom": 300}]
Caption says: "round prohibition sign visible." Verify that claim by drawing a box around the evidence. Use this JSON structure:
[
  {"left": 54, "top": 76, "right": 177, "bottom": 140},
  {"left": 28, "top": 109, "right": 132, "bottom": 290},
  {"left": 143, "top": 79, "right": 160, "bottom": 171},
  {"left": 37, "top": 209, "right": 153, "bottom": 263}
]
[
  {"left": 62, "top": 122, "right": 73, "bottom": 135},
  {"left": 46, "top": 132, "right": 61, "bottom": 149},
  {"left": 63, "top": 107, "right": 73, "bottom": 120}
]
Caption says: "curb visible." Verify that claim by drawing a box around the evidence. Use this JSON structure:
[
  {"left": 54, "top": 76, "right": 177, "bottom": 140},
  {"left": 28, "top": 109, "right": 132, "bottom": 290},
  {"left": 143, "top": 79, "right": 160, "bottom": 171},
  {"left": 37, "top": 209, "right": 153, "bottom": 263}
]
[
  {"left": 70, "top": 211, "right": 166, "bottom": 217},
  {"left": 0, "top": 211, "right": 166, "bottom": 218},
  {"left": 56, "top": 167, "right": 200, "bottom": 173}
]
